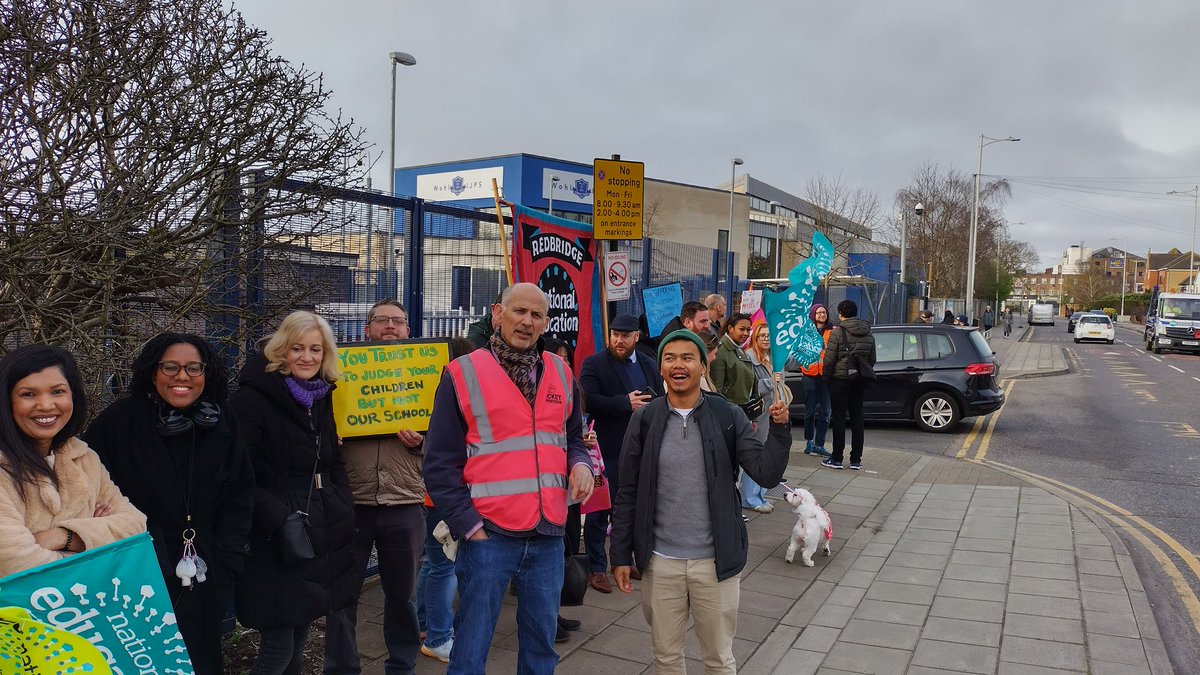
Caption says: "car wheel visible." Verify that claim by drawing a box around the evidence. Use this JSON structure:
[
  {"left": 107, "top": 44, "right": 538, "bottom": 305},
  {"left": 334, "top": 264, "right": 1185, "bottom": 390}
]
[
  {"left": 1153, "top": 339, "right": 1163, "bottom": 354},
  {"left": 1107, "top": 339, "right": 1114, "bottom": 345},
  {"left": 913, "top": 391, "right": 961, "bottom": 433},
  {"left": 1073, "top": 337, "right": 1080, "bottom": 343}
]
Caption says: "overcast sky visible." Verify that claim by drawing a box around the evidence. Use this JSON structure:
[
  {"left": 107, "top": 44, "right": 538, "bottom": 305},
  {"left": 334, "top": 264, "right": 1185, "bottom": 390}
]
[{"left": 236, "top": 0, "right": 1200, "bottom": 270}]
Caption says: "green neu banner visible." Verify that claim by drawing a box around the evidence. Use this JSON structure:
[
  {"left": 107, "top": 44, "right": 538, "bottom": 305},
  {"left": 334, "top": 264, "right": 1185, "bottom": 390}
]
[{"left": 0, "top": 533, "right": 192, "bottom": 675}]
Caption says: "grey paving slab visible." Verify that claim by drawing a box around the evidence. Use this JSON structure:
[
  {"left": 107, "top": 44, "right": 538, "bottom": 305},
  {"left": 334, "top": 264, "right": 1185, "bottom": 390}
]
[
  {"left": 886, "top": 552, "right": 951, "bottom": 570},
  {"left": 1015, "top": 534, "right": 1075, "bottom": 550},
  {"left": 905, "top": 667, "right": 966, "bottom": 675},
  {"left": 1017, "top": 512, "right": 1073, "bottom": 526},
  {"left": 736, "top": 611, "right": 783, "bottom": 643},
  {"left": 831, "top": 494, "right": 884, "bottom": 509},
  {"left": 849, "top": 555, "right": 887, "bottom": 573},
  {"left": 999, "top": 635, "right": 1088, "bottom": 671},
  {"left": 907, "top": 517, "right": 964, "bottom": 531},
  {"left": 870, "top": 531, "right": 902, "bottom": 545},
  {"left": 875, "top": 565, "right": 943, "bottom": 587},
  {"left": 903, "top": 527, "right": 958, "bottom": 543},
  {"left": 1006, "top": 592, "right": 1082, "bottom": 620},
  {"left": 948, "top": 549, "right": 1011, "bottom": 568},
  {"left": 925, "top": 485, "right": 975, "bottom": 500},
  {"left": 1084, "top": 609, "right": 1141, "bottom": 638},
  {"left": 770, "top": 648, "right": 823, "bottom": 675},
  {"left": 894, "top": 539, "right": 954, "bottom": 556},
  {"left": 810, "top": 602, "right": 856, "bottom": 629},
  {"left": 738, "top": 588, "right": 797, "bottom": 619},
  {"left": 952, "top": 537, "right": 1013, "bottom": 554},
  {"left": 823, "top": 641, "right": 914, "bottom": 675},
  {"left": 914, "top": 498, "right": 972, "bottom": 512},
  {"left": 741, "top": 571, "right": 815, "bottom": 599},
  {"left": 964, "top": 506, "right": 1017, "bottom": 518},
  {"left": 738, "top": 626, "right": 802, "bottom": 675},
  {"left": 1076, "top": 543, "right": 1117, "bottom": 561},
  {"left": 1008, "top": 574, "right": 1079, "bottom": 599},
  {"left": 936, "top": 579, "right": 1007, "bottom": 603},
  {"left": 826, "top": 585, "right": 868, "bottom": 607},
  {"left": 997, "top": 663, "right": 1084, "bottom": 675},
  {"left": 1012, "top": 545, "right": 1075, "bottom": 565},
  {"left": 1089, "top": 661, "right": 1152, "bottom": 675},
  {"left": 1082, "top": 589, "right": 1133, "bottom": 614},
  {"left": 840, "top": 617, "right": 921, "bottom": 651},
  {"left": 581, "top": 625, "right": 655, "bottom": 665},
  {"left": 779, "top": 580, "right": 835, "bottom": 627},
  {"left": 1087, "top": 633, "right": 1150, "bottom": 667},
  {"left": 910, "top": 638, "right": 998, "bottom": 674},
  {"left": 958, "top": 523, "right": 1016, "bottom": 540},
  {"left": 793, "top": 625, "right": 842, "bottom": 653},
  {"left": 929, "top": 596, "right": 1005, "bottom": 624},
  {"left": 1074, "top": 532, "right": 1109, "bottom": 546},
  {"left": 1011, "top": 560, "right": 1076, "bottom": 581},
  {"left": 555, "top": 650, "right": 648, "bottom": 674},
  {"left": 863, "top": 580, "right": 937, "bottom": 606},
  {"left": 920, "top": 616, "right": 1002, "bottom": 647},
  {"left": 836, "top": 570, "right": 877, "bottom": 589},
  {"left": 942, "top": 562, "right": 1009, "bottom": 584},
  {"left": 860, "top": 542, "right": 896, "bottom": 558},
  {"left": 853, "top": 599, "right": 930, "bottom": 626},
  {"left": 1002, "top": 613, "right": 1085, "bottom": 643},
  {"left": 1078, "top": 558, "right": 1123, "bottom": 577}
]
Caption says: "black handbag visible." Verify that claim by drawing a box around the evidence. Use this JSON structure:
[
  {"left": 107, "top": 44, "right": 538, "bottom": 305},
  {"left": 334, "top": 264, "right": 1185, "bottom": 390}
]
[
  {"left": 561, "top": 554, "right": 589, "bottom": 607},
  {"left": 273, "top": 449, "right": 320, "bottom": 566},
  {"left": 739, "top": 395, "right": 765, "bottom": 419}
]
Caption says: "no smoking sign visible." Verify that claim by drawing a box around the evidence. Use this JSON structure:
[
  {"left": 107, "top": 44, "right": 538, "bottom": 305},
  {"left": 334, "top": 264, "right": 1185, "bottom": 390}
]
[{"left": 604, "top": 250, "right": 631, "bottom": 301}]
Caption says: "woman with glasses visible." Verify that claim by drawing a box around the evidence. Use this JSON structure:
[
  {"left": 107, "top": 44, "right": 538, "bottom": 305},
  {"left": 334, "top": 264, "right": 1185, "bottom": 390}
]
[
  {"left": 84, "top": 333, "right": 254, "bottom": 675},
  {"left": 230, "top": 311, "right": 357, "bottom": 675},
  {"left": 0, "top": 345, "right": 146, "bottom": 577}
]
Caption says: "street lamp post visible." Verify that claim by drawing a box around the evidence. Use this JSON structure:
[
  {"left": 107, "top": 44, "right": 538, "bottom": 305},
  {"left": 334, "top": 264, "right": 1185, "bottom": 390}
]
[
  {"left": 1167, "top": 186, "right": 1198, "bottom": 291},
  {"left": 769, "top": 200, "right": 783, "bottom": 277},
  {"left": 967, "top": 133, "right": 1020, "bottom": 322},
  {"left": 725, "top": 158, "right": 743, "bottom": 289},
  {"left": 383, "top": 50, "right": 417, "bottom": 302},
  {"left": 548, "top": 175, "right": 560, "bottom": 216}
]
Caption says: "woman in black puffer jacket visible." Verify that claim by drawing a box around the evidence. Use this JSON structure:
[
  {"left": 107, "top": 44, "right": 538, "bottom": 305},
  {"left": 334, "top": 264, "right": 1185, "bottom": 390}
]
[{"left": 230, "top": 311, "right": 357, "bottom": 675}]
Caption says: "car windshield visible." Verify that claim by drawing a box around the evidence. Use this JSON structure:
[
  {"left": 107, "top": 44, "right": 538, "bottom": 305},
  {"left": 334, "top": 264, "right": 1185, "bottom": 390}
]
[
  {"left": 1079, "top": 316, "right": 1110, "bottom": 325},
  {"left": 966, "top": 330, "right": 993, "bottom": 360},
  {"left": 1159, "top": 298, "right": 1200, "bottom": 319}
]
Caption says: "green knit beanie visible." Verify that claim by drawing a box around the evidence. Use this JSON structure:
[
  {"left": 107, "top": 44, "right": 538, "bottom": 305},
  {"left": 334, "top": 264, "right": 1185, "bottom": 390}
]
[{"left": 656, "top": 329, "right": 709, "bottom": 366}]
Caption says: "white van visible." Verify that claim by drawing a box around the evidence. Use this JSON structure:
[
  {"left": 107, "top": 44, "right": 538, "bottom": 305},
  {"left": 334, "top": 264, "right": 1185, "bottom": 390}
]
[{"left": 1030, "top": 303, "right": 1055, "bottom": 326}]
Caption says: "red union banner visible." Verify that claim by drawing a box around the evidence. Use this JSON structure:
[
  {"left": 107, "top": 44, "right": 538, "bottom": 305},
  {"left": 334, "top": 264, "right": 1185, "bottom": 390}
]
[{"left": 510, "top": 204, "right": 602, "bottom": 371}]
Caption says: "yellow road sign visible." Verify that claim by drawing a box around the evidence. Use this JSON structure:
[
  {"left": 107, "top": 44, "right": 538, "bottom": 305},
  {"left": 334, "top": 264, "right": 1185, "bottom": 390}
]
[{"left": 593, "top": 158, "right": 644, "bottom": 240}]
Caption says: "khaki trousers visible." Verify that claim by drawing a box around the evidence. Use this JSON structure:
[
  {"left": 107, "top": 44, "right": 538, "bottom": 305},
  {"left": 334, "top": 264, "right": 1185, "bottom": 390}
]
[{"left": 641, "top": 555, "right": 739, "bottom": 674}]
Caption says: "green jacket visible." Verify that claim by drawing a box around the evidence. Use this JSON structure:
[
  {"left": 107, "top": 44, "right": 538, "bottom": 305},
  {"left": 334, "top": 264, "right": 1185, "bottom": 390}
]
[{"left": 709, "top": 335, "right": 757, "bottom": 405}]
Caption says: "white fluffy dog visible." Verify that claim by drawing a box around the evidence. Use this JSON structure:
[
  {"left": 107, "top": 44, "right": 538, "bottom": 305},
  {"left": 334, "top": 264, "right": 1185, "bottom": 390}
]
[{"left": 784, "top": 488, "right": 833, "bottom": 566}]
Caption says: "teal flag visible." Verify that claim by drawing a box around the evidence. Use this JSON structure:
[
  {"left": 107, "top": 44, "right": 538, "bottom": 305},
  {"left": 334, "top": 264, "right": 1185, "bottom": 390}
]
[
  {"left": 0, "top": 533, "right": 192, "bottom": 675},
  {"left": 762, "top": 232, "right": 834, "bottom": 372}
]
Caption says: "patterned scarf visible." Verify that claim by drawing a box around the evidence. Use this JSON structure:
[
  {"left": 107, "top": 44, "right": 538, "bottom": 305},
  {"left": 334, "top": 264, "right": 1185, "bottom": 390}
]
[
  {"left": 285, "top": 375, "right": 332, "bottom": 410},
  {"left": 489, "top": 333, "right": 539, "bottom": 405}
]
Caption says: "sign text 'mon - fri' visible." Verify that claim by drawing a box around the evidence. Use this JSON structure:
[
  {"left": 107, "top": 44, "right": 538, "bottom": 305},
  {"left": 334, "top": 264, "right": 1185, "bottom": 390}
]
[{"left": 592, "top": 158, "right": 645, "bottom": 240}]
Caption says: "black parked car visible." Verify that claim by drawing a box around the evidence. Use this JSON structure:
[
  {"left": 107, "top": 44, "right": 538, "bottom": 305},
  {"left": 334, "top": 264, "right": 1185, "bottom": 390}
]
[{"left": 786, "top": 324, "right": 1004, "bottom": 433}]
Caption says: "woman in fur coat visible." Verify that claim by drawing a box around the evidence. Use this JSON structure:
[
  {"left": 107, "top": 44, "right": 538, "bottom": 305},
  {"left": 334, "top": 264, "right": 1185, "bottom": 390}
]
[{"left": 0, "top": 345, "right": 146, "bottom": 578}]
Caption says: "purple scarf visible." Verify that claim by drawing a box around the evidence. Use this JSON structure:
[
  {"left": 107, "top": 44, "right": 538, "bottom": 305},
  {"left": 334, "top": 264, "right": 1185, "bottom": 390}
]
[{"left": 285, "top": 376, "right": 332, "bottom": 410}]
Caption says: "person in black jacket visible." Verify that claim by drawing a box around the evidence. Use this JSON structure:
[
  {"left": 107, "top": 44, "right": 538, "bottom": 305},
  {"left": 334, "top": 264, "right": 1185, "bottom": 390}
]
[
  {"left": 230, "top": 312, "right": 358, "bottom": 675},
  {"left": 85, "top": 333, "right": 254, "bottom": 675},
  {"left": 577, "top": 314, "right": 658, "bottom": 592},
  {"left": 610, "top": 330, "right": 790, "bottom": 674},
  {"left": 821, "top": 300, "right": 877, "bottom": 471}
]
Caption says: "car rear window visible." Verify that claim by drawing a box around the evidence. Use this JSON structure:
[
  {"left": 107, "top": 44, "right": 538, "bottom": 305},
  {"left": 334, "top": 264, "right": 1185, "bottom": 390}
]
[
  {"left": 925, "top": 333, "right": 954, "bottom": 359},
  {"left": 1079, "top": 315, "right": 1111, "bottom": 325},
  {"left": 966, "top": 330, "right": 993, "bottom": 360}
]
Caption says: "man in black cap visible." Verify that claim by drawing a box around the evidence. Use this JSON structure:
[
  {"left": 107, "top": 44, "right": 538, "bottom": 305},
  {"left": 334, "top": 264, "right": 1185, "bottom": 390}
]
[
  {"left": 913, "top": 310, "right": 934, "bottom": 324},
  {"left": 578, "top": 314, "right": 658, "bottom": 593}
]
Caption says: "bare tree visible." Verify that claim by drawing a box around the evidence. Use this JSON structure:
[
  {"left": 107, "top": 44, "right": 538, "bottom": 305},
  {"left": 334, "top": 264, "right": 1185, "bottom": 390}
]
[
  {"left": 890, "top": 163, "right": 1013, "bottom": 299},
  {"left": 790, "top": 174, "right": 882, "bottom": 279},
  {"left": 1065, "top": 265, "right": 1119, "bottom": 309},
  {"left": 1, "top": 0, "right": 365, "bottom": 399}
]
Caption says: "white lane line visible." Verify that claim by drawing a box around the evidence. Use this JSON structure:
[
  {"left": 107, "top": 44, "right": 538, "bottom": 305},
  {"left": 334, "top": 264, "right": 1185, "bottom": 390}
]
[
  {"left": 1170, "top": 365, "right": 1186, "bottom": 373},
  {"left": 1194, "top": 376, "right": 1200, "bottom": 383},
  {"left": 1150, "top": 355, "right": 1163, "bottom": 362}
]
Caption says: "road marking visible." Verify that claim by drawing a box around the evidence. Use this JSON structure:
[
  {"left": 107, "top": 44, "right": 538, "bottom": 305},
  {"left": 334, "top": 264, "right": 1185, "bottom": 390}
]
[
  {"left": 981, "top": 460, "right": 1200, "bottom": 639},
  {"left": 1170, "top": 365, "right": 1186, "bottom": 373},
  {"left": 1150, "top": 355, "right": 1163, "bottom": 362},
  {"left": 1194, "top": 377, "right": 1200, "bottom": 383},
  {"left": 972, "top": 380, "right": 1016, "bottom": 462},
  {"left": 955, "top": 415, "right": 987, "bottom": 459}
]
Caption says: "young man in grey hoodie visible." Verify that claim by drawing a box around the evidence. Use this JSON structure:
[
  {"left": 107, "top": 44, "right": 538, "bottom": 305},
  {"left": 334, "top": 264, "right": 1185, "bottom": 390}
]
[{"left": 821, "top": 300, "right": 877, "bottom": 471}]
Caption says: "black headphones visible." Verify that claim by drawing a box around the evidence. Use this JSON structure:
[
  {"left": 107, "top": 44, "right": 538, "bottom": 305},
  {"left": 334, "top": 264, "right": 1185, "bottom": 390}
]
[{"left": 156, "top": 400, "right": 221, "bottom": 437}]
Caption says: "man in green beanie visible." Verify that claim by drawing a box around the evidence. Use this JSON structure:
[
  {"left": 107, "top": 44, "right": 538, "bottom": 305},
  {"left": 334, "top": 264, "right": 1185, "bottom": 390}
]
[{"left": 609, "top": 329, "right": 791, "bottom": 674}]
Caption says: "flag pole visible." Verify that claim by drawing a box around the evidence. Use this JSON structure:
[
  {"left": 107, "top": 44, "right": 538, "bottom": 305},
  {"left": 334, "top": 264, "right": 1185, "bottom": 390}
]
[
  {"left": 599, "top": 249, "right": 611, "bottom": 346},
  {"left": 492, "top": 178, "right": 514, "bottom": 286}
]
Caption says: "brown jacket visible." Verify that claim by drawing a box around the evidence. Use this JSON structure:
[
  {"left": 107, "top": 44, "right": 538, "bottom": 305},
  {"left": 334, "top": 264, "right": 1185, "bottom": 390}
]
[
  {"left": 0, "top": 437, "right": 147, "bottom": 577},
  {"left": 341, "top": 436, "right": 425, "bottom": 505}
]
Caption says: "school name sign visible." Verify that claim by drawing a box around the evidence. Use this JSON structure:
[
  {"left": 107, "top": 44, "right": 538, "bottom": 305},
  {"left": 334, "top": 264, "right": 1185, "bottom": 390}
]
[{"left": 333, "top": 340, "right": 450, "bottom": 438}]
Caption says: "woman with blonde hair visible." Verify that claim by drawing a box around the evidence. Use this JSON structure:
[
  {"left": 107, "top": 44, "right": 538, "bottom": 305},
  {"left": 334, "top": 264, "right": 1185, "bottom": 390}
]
[
  {"left": 742, "top": 319, "right": 790, "bottom": 513},
  {"left": 230, "top": 311, "right": 358, "bottom": 675}
]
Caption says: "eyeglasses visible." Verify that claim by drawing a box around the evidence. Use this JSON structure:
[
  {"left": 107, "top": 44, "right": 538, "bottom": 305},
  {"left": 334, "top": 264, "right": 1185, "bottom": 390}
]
[
  {"left": 159, "top": 362, "right": 206, "bottom": 377},
  {"left": 369, "top": 316, "right": 408, "bottom": 326}
]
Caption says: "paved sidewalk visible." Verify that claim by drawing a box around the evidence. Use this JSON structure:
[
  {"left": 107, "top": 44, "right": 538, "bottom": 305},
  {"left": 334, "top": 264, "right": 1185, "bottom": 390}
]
[{"left": 986, "top": 325, "right": 1069, "bottom": 380}]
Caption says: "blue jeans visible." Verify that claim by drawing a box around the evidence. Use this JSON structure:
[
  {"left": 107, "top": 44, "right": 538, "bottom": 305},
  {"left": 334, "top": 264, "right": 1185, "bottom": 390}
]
[
  {"left": 450, "top": 532, "right": 563, "bottom": 675},
  {"left": 417, "top": 506, "right": 457, "bottom": 649},
  {"left": 802, "top": 376, "right": 831, "bottom": 448},
  {"left": 740, "top": 469, "right": 769, "bottom": 509}
]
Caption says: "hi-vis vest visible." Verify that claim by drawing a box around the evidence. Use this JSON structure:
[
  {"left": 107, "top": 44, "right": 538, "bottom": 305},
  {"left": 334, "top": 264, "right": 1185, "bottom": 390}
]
[
  {"left": 446, "top": 349, "right": 573, "bottom": 532},
  {"left": 800, "top": 326, "right": 832, "bottom": 377}
]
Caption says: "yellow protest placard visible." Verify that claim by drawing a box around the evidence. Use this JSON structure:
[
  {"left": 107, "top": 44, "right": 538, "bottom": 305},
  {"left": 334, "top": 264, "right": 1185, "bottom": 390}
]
[{"left": 333, "top": 340, "right": 450, "bottom": 438}]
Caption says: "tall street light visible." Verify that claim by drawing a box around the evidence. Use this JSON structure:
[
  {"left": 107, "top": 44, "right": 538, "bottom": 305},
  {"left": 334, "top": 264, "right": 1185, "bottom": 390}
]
[
  {"left": 725, "top": 158, "right": 743, "bottom": 290},
  {"left": 382, "top": 50, "right": 417, "bottom": 301},
  {"left": 1167, "top": 186, "right": 1198, "bottom": 291},
  {"left": 1110, "top": 237, "right": 1129, "bottom": 319},
  {"left": 548, "top": 174, "right": 560, "bottom": 216},
  {"left": 967, "top": 134, "right": 1020, "bottom": 321},
  {"left": 769, "top": 200, "right": 784, "bottom": 277}
]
